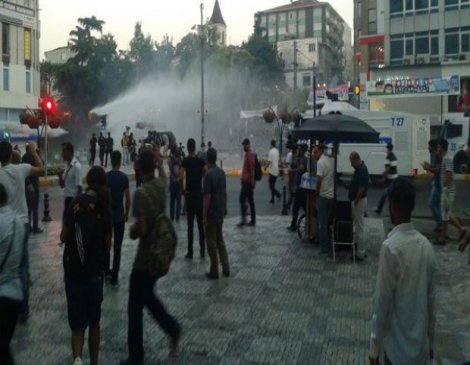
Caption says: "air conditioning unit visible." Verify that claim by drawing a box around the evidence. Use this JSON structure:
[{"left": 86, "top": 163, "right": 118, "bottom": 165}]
[
  {"left": 416, "top": 55, "right": 430, "bottom": 64},
  {"left": 402, "top": 56, "right": 414, "bottom": 66}
]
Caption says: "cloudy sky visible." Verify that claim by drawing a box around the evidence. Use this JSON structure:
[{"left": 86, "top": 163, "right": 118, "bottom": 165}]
[{"left": 39, "top": 0, "right": 353, "bottom": 57}]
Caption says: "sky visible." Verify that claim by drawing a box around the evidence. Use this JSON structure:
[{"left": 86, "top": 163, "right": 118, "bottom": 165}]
[{"left": 39, "top": 0, "right": 353, "bottom": 58}]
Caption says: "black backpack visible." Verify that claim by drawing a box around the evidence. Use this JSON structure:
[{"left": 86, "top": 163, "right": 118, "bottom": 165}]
[
  {"left": 254, "top": 154, "right": 262, "bottom": 181},
  {"left": 63, "top": 194, "right": 108, "bottom": 276}
]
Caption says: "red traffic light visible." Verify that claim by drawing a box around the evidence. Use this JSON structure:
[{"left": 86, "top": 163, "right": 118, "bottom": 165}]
[{"left": 41, "top": 97, "right": 56, "bottom": 114}]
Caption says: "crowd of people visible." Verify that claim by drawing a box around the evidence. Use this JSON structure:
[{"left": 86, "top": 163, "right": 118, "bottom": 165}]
[{"left": 1, "top": 129, "right": 470, "bottom": 364}]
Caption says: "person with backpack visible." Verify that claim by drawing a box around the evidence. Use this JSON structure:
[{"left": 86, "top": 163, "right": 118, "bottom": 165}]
[
  {"left": 0, "top": 184, "right": 27, "bottom": 365},
  {"left": 60, "top": 166, "right": 113, "bottom": 365},
  {"left": 237, "top": 138, "right": 257, "bottom": 227},
  {"left": 120, "top": 149, "right": 181, "bottom": 365},
  {"left": 167, "top": 144, "right": 183, "bottom": 222}
]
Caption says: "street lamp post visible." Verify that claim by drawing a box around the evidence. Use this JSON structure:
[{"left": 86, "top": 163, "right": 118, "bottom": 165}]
[
  {"left": 199, "top": 3, "right": 205, "bottom": 146},
  {"left": 312, "top": 62, "right": 317, "bottom": 117}
]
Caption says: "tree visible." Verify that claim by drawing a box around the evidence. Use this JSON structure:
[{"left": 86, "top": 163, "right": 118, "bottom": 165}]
[
  {"left": 69, "top": 16, "right": 105, "bottom": 65},
  {"left": 129, "top": 22, "right": 156, "bottom": 78}
]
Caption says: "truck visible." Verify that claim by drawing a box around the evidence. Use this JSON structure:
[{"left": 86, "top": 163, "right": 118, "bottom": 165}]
[{"left": 302, "top": 108, "right": 431, "bottom": 179}]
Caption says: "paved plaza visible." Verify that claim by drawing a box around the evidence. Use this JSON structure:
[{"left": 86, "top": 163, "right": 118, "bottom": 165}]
[{"left": 10, "top": 214, "right": 470, "bottom": 364}]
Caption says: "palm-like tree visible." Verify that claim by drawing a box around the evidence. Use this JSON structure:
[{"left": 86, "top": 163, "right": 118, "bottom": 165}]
[{"left": 69, "top": 16, "right": 105, "bottom": 65}]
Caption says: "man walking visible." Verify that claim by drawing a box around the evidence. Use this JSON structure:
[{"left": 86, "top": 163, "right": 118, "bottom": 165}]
[
  {"left": 349, "top": 152, "right": 369, "bottom": 260},
  {"left": 238, "top": 138, "right": 256, "bottom": 227},
  {"left": 98, "top": 132, "right": 106, "bottom": 167},
  {"left": 287, "top": 145, "right": 307, "bottom": 232},
  {"left": 375, "top": 143, "right": 398, "bottom": 215},
  {"left": 267, "top": 139, "right": 281, "bottom": 204},
  {"left": 106, "top": 151, "right": 130, "bottom": 286},
  {"left": 369, "top": 178, "right": 435, "bottom": 365},
  {"left": 58, "top": 142, "right": 82, "bottom": 222},
  {"left": 435, "top": 138, "right": 466, "bottom": 245},
  {"left": 0, "top": 141, "right": 44, "bottom": 323},
  {"left": 121, "top": 149, "right": 181, "bottom": 365},
  {"left": 121, "top": 132, "right": 129, "bottom": 165},
  {"left": 313, "top": 144, "right": 334, "bottom": 254},
  {"left": 203, "top": 147, "right": 230, "bottom": 279},
  {"left": 104, "top": 132, "right": 114, "bottom": 168},
  {"left": 181, "top": 138, "right": 206, "bottom": 259},
  {"left": 422, "top": 139, "right": 442, "bottom": 235},
  {"left": 89, "top": 133, "right": 97, "bottom": 167}
]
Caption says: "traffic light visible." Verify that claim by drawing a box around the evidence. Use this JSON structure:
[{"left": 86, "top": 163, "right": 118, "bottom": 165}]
[{"left": 41, "top": 97, "right": 56, "bottom": 114}]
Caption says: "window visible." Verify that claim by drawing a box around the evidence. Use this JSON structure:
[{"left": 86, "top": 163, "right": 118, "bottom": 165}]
[
  {"left": 26, "top": 71, "right": 31, "bottom": 93},
  {"left": 308, "top": 43, "right": 316, "bottom": 52},
  {"left": 391, "top": 0, "right": 438, "bottom": 15},
  {"left": 415, "top": 35, "right": 429, "bottom": 54},
  {"left": 391, "top": 0, "right": 404, "bottom": 13},
  {"left": 3, "top": 68, "right": 9, "bottom": 91},
  {"left": 368, "top": 8, "right": 377, "bottom": 33},
  {"left": 303, "top": 73, "right": 311, "bottom": 87},
  {"left": 445, "top": 0, "right": 469, "bottom": 9},
  {"left": 431, "top": 35, "right": 439, "bottom": 54},
  {"left": 445, "top": 27, "right": 470, "bottom": 54},
  {"left": 2, "top": 23, "right": 9, "bottom": 57},
  {"left": 391, "top": 39, "right": 404, "bottom": 59},
  {"left": 24, "top": 29, "right": 31, "bottom": 66}
]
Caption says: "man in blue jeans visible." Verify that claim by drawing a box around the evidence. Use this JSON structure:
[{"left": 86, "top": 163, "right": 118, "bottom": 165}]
[{"left": 121, "top": 149, "right": 181, "bottom": 365}]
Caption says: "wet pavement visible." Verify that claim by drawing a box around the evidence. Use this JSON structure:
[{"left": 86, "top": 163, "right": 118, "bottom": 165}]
[{"left": 10, "top": 210, "right": 470, "bottom": 364}]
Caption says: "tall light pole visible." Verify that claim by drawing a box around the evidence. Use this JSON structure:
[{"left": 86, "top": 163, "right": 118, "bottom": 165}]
[
  {"left": 312, "top": 62, "right": 317, "bottom": 117},
  {"left": 199, "top": 3, "right": 205, "bottom": 146}
]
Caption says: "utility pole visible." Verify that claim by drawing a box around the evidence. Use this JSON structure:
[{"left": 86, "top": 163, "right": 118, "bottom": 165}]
[
  {"left": 312, "top": 62, "right": 317, "bottom": 117},
  {"left": 293, "top": 40, "right": 298, "bottom": 93},
  {"left": 200, "top": 3, "right": 205, "bottom": 146}
]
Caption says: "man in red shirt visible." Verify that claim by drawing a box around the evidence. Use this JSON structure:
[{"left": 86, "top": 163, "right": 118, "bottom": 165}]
[{"left": 238, "top": 138, "right": 256, "bottom": 226}]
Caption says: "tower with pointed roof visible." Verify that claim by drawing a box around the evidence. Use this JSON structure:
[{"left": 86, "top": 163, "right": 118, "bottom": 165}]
[{"left": 209, "top": 0, "right": 227, "bottom": 47}]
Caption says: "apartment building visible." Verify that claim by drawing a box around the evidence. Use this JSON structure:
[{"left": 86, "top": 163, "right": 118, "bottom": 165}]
[
  {"left": 0, "top": 0, "right": 40, "bottom": 125},
  {"left": 255, "top": 0, "right": 352, "bottom": 91}
]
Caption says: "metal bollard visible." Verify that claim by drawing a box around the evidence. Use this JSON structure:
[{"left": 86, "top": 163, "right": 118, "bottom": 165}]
[
  {"left": 281, "top": 186, "right": 289, "bottom": 216},
  {"left": 42, "top": 193, "right": 52, "bottom": 222}
]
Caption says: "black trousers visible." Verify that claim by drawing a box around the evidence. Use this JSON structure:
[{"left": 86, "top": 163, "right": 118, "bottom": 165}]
[
  {"left": 127, "top": 270, "right": 179, "bottom": 363},
  {"left": 290, "top": 188, "right": 306, "bottom": 227},
  {"left": 89, "top": 149, "right": 96, "bottom": 166},
  {"left": 104, "top": 221, "right": 125, "bottom": 279},
  {"left": 186, "top": 192, "right": 205, "bottom": 255},
  {"left": 99, "top": 149, "right": 105, "bottom": 166},
  {"left": 0, "top": 297, "right": 21, "bottom": 365},
  {"left": 104, "top": 151, "right": 111, "bottom": 167},
  {"left": 239, "top": 182, "right": 255, "bottom": 224},
  {"left": 269, "top": 174, "right": 281, "bottom": 201}
]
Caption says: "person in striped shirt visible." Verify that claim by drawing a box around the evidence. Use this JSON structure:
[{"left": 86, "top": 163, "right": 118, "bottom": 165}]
[
  {"left": 374, "top": 143, "right": 398, "bottom": 216},
  {"left": 435, "top": 139, "right": 467, "bottom": 245}
]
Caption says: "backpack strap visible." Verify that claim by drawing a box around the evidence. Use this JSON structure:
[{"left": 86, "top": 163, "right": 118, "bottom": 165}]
[{"left": 0, "top": 218, "right": 16, "bottom": 272}]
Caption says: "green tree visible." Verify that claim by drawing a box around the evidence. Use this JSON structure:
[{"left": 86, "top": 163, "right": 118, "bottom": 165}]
[{"left": 129, "top": 22, "right": 155, "bottom": 78}]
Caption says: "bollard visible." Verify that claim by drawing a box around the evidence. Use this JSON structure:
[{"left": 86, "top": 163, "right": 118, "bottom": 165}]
[
  {"left": 42, "top": 193, "right": 52, "bottom": 222},
  {"left": 281, "top": 186, "right": 289, "bottom": 216}
]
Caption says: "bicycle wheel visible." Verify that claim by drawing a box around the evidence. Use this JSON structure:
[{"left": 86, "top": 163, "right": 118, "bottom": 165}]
[{"left": 297, "top": 214, "right": 306, "bottom": 239}]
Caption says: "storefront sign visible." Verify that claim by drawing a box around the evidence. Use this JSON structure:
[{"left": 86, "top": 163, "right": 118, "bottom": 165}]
[{"left": 366, "top": 75, "right": 460, "bottom": 98}]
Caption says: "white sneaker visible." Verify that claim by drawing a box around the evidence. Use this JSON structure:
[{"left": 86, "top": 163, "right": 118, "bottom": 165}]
[{"left": 72, "top": 357, "right": 83, "bottom": 365}]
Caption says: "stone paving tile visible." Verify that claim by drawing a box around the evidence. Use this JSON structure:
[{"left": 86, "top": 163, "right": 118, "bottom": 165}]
[{"left": 8, "top": 215, "right": 470, "bottom": 364}]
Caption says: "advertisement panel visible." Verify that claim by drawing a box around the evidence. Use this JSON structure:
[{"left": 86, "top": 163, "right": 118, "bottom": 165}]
[
  {"left": 307, "top": 83, "right": 349, "bottom": 105},
  {"left": 366, "top": 75, "right": 460, "bottom": 98}
]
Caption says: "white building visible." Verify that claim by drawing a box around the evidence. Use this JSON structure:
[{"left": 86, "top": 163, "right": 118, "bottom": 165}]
[
  {"left": 255, "top": 0, "right": 353, "bottom": 90},
  {"left": 0, "top": 0, "right": 40, "bottom": 125},
  {"left": 44, "top": 45, "right": 75, "bottom": 64}
]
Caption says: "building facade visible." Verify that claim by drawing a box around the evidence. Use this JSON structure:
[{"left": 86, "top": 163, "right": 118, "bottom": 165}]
[
  {"left": 0, "top": 0, "right": 40, "bottom": 125},
  {"left": 44, "top": 46, "right": 75, "bottom": 65},
  {"left": 255, "top": 0, "right": 352, "bottom": 91},
  {"left": 355, "top": 0, "right": 470, "bottom": 116}
]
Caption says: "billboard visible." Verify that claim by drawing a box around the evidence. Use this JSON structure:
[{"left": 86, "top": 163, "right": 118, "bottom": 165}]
[
  {"left": 366, "top": 75, "right": 460, "bottom": 98},
  {"left": 307, "top": 83, "right": 349, "bottom": 105}
]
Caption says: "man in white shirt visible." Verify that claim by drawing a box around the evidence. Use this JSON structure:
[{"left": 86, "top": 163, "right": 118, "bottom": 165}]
[
  {"left": 313, "top": 144, "right": 334, "bottom": 254},
  {"left": 267, "top": 140, "right": 281, "bottom": 204},
  {"left": 369, "top": 178, "right": 435, "bottom": 365},
  {"left": 58, "top": 142, "right": 82, "bottom": 221},
  {"left": 0, "top": 141, "right": 44, "bottom": 323}
]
